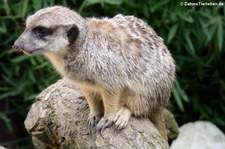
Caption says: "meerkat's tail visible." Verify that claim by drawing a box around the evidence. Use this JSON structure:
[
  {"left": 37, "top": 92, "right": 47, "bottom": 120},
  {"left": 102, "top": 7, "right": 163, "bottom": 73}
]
[{"left": 150, "top": 110, "right": 168, "bottom": 141}]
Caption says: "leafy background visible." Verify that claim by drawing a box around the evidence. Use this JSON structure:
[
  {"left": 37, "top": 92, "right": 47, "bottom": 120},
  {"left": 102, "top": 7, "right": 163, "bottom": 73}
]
[{"left": 0, "top": 0, "right": 224, "bottom": 148}]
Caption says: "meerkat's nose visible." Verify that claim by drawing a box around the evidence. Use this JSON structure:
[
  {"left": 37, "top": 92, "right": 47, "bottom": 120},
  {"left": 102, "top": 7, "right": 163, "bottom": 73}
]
[
  {"left": 12, "top": 39, "right": 23, "bottom": 50},
  {"left": 12, "top": 44, "right": 22, "bottom": 49}
]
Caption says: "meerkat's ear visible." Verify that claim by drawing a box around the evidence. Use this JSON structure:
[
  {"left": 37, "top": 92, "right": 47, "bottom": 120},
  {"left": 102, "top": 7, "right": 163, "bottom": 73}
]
[{"left": 67, "top": 25, "right": 79, "bottom": 45}]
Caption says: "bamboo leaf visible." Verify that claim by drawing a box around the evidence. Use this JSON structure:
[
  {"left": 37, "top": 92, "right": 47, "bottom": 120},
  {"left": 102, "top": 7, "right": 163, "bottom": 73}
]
[
  {"left": 105, "top": 0, "right": 123, "bottom": 5},
  {"left": 167, "top": 24, "right": 178, "bottom": 43},
  {"left": 176, "top": 80, "right": 189, "bottom": 102},
  {"left": 0, "top": 22, "right": 7, "bottom": 34},
  {"left": 184, "top": 33, "right": 195, "bottom": 55},
  {"left": 10, "top": 55, "right": 29, "bottom": 63},
  {"left": 32, "top": 0, "right": 42, "bottom": 10},
  {"left": 178, "top": 12, "right": 194, "bottom": 23},
  {"left": 150, "top": 0, "right": 169, "bottom": 12},
  {"left": 0, "top": 89, "right": 20, "bottom": 99},
  {"left": 172, "top": 86, "right": 184, "bottom": 112},
  {"left": 80, "top": 0, "right": 101, "bottom": 10},
  {"left": 22, "top": 0, "right": 29, "bottom": 18},
  {"left": 0, "top": 112, "right": 13, "bottom": 133},
  {"left": 217, "top": 19, "right": 223, "bottom": 51}
]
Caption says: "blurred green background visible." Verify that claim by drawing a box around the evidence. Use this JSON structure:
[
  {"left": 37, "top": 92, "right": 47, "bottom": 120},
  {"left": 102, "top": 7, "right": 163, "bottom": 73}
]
[{"left": 0, "top": 0, "right": 224, "bottom": 148}]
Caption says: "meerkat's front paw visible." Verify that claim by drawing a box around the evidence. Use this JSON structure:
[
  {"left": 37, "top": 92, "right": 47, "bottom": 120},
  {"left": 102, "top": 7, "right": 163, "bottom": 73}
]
[
  {"left": 114, "top": 107, "right": 132, "bottom": 130},
  {"left": 88, "top": 114, "right": 102, "bottom": 131},
  {"left": 95, "top": 115, "right": 115, "bottom": 132}
]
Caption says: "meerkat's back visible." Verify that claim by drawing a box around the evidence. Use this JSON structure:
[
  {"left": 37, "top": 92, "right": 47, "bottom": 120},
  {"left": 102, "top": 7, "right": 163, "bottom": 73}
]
[
  {"left": 87, "top": 14, "right": 163, "bottom": 52},
  {"left": 86, "top": 14, "right": 174, "bottom": 92}
]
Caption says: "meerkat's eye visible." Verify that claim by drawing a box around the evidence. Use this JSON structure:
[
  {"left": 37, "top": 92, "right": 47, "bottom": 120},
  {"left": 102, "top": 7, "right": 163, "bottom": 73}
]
[{"left": 32, "top": 26, "right": 53, "bottom": 37}]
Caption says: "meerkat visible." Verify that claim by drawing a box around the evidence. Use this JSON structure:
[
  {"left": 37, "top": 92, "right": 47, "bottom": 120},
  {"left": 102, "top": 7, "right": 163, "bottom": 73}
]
[{"left": 13, "top": 6, "right": 175, "bottom": 140}]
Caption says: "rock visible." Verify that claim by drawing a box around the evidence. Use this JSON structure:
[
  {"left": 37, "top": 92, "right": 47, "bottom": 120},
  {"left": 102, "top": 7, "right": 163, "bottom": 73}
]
[
  {"left": 170, "top": 121, "right": 225, "bottom": 149},
  {"left": 24, "top": 79, "right": 170, "bottom": 149}
]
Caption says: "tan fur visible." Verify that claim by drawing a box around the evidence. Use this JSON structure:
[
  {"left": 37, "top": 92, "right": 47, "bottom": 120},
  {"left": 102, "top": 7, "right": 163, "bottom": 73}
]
[
  {"left": 13, "top": 6, "right": 175, "bottom": 141},
  {"left": 44, "top": 52, "right": 66, "bottom": 76}
]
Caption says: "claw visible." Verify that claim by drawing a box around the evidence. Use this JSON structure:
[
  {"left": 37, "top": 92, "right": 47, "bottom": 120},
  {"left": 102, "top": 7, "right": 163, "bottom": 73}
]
[
  {"left": 114, "top": 108, "right": 131, "bottom": 130},
  {"left": 95, "top": 117, "right": 114, "bottom": 133},
  {"left": 114, "top": 114, "right": 128, "bottom": 129},
  {"left": 87, "top": 115, "right": 101, "bottom": 133}
]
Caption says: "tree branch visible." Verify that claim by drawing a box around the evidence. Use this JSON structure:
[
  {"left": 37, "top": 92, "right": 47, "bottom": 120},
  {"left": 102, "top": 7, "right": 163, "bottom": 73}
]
[{"left": 24, "top": 79, "right": 170, "bottom": 149}]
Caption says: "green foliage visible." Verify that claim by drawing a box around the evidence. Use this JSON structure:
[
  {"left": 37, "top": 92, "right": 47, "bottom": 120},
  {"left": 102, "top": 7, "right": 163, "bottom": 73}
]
[
  {"left": 0, "top": 0, "right": 225, "bottom": 147},
  {"left": 0, "top": 112, "right": 13, "bottom": 134}
]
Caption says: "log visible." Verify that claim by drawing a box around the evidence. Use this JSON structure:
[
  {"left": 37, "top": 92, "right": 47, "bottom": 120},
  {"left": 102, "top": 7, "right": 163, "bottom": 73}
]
[{"left": 24, "top": 79, "right": 171, "bottom": 149}]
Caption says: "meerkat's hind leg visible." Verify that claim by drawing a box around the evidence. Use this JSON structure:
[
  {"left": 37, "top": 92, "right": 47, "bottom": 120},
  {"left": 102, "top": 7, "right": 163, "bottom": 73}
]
[{"left": 114, "top": 107, "right": 132, "bottom": 130}]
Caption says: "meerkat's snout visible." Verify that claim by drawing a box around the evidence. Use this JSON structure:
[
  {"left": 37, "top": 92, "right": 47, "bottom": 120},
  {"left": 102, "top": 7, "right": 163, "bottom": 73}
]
[
  {"left": 13, "top": 38, "right": 32, "bottom": 56},
  {"left": 12, "top": 28, "right": 46, "bottom": 56}
]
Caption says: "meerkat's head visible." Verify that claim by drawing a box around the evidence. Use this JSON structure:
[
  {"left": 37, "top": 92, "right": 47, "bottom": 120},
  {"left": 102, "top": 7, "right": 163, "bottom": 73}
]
[{"left": 13, "top": 6, "right": 86, "bottom": 56}]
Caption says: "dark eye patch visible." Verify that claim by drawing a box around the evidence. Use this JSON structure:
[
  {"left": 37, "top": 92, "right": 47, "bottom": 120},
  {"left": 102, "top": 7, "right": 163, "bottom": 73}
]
[
  {"left": 67, "top": 25, "right": 79, "bottom": 45},
  {"left": 32, "top": 26, "right": 53, "bottom": 37}
]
